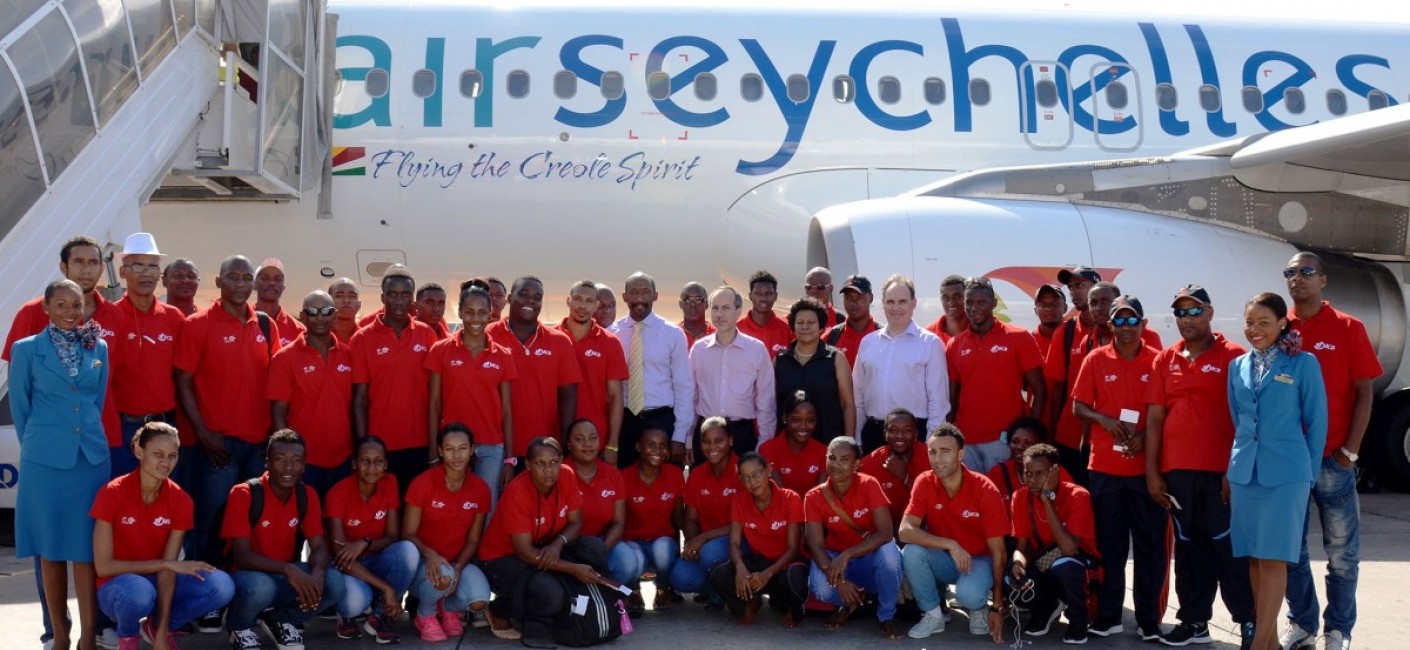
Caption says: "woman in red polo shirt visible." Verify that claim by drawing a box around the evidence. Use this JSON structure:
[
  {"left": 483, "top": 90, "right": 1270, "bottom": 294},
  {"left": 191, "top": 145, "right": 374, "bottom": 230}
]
[
  {"left": 708, "top": 452, "right": 807, "bottom": 628},
  {"left": 670, "top": 418, "right": 738, "bottom": 607},
  {"left": 91, "top": 423, "right": 234, "bottom": 650},
  {"left": 564, "top": 419, "right": 633, "bottom": 587},
  {"left": 324, "top": 436, "right": 419, "bottom": 643},
  {"left": 803, "top": 437, "right": 902, "bottom": 639},
  {"left": 760, "top": 390, "right": 827, "bottom": 495},
  {"left": 402, "top": 424, "right": 498, "bottom": 642},
  {"left": 987, "top": 417, "right": 1072, "bottom": 505},
  {"left": 621, "top": 428, "right": 685, "bottom": 614}
]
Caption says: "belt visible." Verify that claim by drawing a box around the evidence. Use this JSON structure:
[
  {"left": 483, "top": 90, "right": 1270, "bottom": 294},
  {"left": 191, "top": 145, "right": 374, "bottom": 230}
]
[
  {"left": 120, "top": 411, "right": 177, "bottom": 425},
  {"left": 630, "top": 406, "right": 673, "bottom": 416}
]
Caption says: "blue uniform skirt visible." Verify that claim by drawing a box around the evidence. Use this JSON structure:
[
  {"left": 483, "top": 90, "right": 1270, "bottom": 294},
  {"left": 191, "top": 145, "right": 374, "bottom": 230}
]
[
  {"left": 16, "top": 455, "right": 110, "bottom": 562},
  {"left": 1229, "top": 477, "right": 1312, "bottom": 564}
]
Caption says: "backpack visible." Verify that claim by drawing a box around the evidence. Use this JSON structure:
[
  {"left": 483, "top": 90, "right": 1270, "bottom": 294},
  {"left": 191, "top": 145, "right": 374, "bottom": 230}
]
[
  {"left": 551, "top": 580, "right": 629, "bottom": 647},
  {"left": 206, "top": 477, "right": 309, "bottom": 567}
]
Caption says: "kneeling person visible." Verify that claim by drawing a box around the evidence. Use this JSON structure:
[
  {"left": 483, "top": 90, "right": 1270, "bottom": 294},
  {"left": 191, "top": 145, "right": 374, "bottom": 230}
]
[{"left": 1009, "top": 443, "right": 1097, "bottom": 645}]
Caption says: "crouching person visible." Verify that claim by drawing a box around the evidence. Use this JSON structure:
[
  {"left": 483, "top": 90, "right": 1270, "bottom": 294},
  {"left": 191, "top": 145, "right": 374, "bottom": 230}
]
[
  {"left": 223, "top": 430, "right": 346, "bottom": 650},
  {"left": 1010, "top": 443, "right": 1097, "bottom": 645}
]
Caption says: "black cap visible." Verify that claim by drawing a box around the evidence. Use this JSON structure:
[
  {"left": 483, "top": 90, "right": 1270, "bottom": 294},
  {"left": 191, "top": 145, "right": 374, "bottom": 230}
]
[
  {"left": 1112, "top": 295, "right": 1144, "bottom": 319},
  {"left": 1171, "top": 284, "right": 1212, "bottom": 307},
  {"left": 1034, "top": 283, "right": 1065, "bottom": 300},
  {"left": 840, "top": 275, "right": 872, "bottom": 294},
  {"left": 1057, "top": 266, "right": 1102, "bottom": 285}
]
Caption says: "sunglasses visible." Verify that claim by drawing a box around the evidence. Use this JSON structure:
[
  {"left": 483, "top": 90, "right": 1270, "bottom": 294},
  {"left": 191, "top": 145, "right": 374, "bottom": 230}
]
[
  {"left": 1283, "top": 266, "right": 1320, "bottom": 279},
  {"left": 1173, "top": 306, "right": 1206, "bottom": 318},
  {"left": 680, "top": 296, "right": 706, "bottom": 304},
  {"left": 1111, "top": 315, "right": 1142, "bottom": 328},
  {"left": 804, "top": 284, "right": 832, "bottom": 292},
  {"left": 302, "top": 306, "right": 337, "bottom": 317}
]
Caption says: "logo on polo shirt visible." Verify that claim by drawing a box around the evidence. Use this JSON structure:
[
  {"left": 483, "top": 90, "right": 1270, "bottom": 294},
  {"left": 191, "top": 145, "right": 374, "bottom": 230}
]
[
  {"left": 97, "top": 326, "right": 115, "bottom": 338},
  {"left": 934, "top": 503, "right": 944, "bottom": 510},
  {"left": 770, "top": 520, "right": 786, "bottom": 530},
  {"left": 483, "top": 361, "right": 501, "bottom": 370},
  {"left": 780, "top": 467, "right": 793, "bottom": 475},
  {"left": 347, "top": 518, "right": 363, "bottom": 527},
  {"left": 336, "top": 364, "right": 352, "bottom": 372},
  {"left": 157, "top": 333, "right": 174, "bottom": 342},
  {"left": 303, "top": 365, "right": 317, "bottom": 374},
  {"left": 223, "top": 335, "right": 238, "bottom": 344},
  {"left": 463, "top": 501, "right": 479, "bottom": 510},
  {"left": 961, "top": 510, "right": 980, "bottom": 518},
  {"left": 261, "top": 520, "right": 271, "bottom": 528},
  {"left": 722, "top": 487, "right": 737, "bottom": 496},
  {"left": 882, "top": 480, "right": 897, "bottom": 490},
  {"left": 121, "top": 516, "right": 137, "bottom": 525},
  {"left": 990, "top": 344, "right": 1009, "bottom": 353},
  {"left": 534, "top": 348, "right": 553, "bottom": 356},
  {"left": 287, "top": 517, "right": 299, "bottom": 527},
  {"left": 960, "top": 349, "right": 973, "bottom": 357},
  {"left": 660, "top": 492, "right": 675, "bottom": 501},
  {"left": 374, "top": 510, "right": 386, "bottom": 520},
  {"left": 828, "top": 515, "right": 841, "bottom": 523},
  {"left": 256, "top": 335, "right": 267, "bottom": 343},
  {"left": 153, "top": 516, "right": 172, "bottom": 527},
  {"left": 1314, "top": 341, "right": 1336, "bottom": 351},
  {"left": 534, "top": 515, "right": 547, "bottom": 526},
  {"left": 771, "top": 344, "right": 787, "bottom": 354},
  {"left": 127, "top": 332, "right": 137, "bottom": 341},
  {"left": 450, "top": 359, "right": 465, "bottom": 367},
  {"left": 808, "top": 464, "right": 819, "bottom": 474},
  {"left": 376, "top": 347, "right": 391, "bottom": 356},
  {"left": 632, "top": 495, "right": 646, "bottom": 503},
  {"left": 559, "top": 505, "right": 568, "bottom": 518},
  {"left": 1104, "top": 374, "right": 1118, "bottom": 382},
  {"left": 585, "top": 349, "right": 602, "bottom": 358},
  {"left": 1140, "top": 373, "right": 1150, "bottom": 382},
  {"left": 600, "top": 489, "right": 616, "bottom": 498},
  {"left": 431, "top": 500, "right": 446, "bottom": 509},
  {"left": 852, "top": 508, "right": 868, "bottom": 519},
  {"left": 413, "top": 344, "right": 429, "bottom": 352},
  {"left": 1201, "top": 364, "right": 1223, "bottom": 374}
]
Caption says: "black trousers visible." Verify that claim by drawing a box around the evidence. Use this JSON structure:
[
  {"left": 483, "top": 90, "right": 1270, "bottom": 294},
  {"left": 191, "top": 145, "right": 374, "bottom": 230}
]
[
  {"left": 617, "top": 407, "right": 676, "bottom": 468},
  {"left": 708, "top": 554, "right": 808, "bottom": 620},
  {"left": 1165, "top": 469, "right": 1254, "bottom": 624},
  {"left": 387, "top": 447, "right": 429, "bottom": 499},
  {"left": 860, "top": 417, "right": 928, "bottom": 455},
  {"left": 1056, "top": 442, "right": 1091, "bottom": 488},
  {"left": 1089, "top": 472, "right": 1170, "bottom": 629},
  {"left": 692, "top": 417, "right": 757, "bottom": 465},
  {"left": 483, "top": 536, "right": 610, "bottom": 642},
  {"left": 1028, "top": 558, "right": 1091, "bottom": 630}
]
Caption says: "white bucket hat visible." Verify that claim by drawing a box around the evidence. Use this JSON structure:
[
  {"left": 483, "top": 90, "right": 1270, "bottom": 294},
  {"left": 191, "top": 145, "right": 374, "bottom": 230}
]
[{"left": 121, "top": 232, "right": 165, "bottom": 259}]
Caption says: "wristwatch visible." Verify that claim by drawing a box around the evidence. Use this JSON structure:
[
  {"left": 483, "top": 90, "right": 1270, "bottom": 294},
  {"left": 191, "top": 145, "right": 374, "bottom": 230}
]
[
  {"left": 1340, "top": 447, "right": 1359, "bottom": 463},
  {"left": 1043, "top": 489, "right": 1057, "bottom": 502}
]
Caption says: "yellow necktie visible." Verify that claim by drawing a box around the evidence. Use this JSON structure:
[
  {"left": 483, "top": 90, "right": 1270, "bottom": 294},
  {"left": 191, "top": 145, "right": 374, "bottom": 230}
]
[{"left": 628, "top": 321, "right": 645, "bottom": 414}]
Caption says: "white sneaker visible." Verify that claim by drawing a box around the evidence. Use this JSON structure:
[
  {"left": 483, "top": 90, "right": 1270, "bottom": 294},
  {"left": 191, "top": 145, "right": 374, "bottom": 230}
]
[
  {"left": 1281, "top": 622, "right": 1316, "bottom": 650},
  {"left": 968, "top": 608, "right": 991, "bottom": 636},
  {"left": 1323, "top": 631, "right": 1350, "bottom": 650},
  {"left": 96, "top": 627, "right": 119, "bottom": 650},
  {"left": 908, "top": 610, "right": 948, "bottom": 639}
]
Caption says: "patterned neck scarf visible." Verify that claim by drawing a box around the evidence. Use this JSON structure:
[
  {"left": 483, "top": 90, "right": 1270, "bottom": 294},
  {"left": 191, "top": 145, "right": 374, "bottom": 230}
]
[
  {"left": 46, "top": 322, "right": 99, "bottom": 377},
  {"left": 1252, "top": 346, "right": 1279, "bottom": 385}
]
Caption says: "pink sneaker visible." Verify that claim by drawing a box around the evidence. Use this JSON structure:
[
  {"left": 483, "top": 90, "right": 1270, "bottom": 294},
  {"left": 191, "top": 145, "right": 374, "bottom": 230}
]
[
  {"left": 117, "top": 635, "right": 139, "bottom": 650},
  {"left": 139, "top": 620, "right": 179, "bottom": 650},
  {"left": 437, "top": 601, "right": 465, "bottom": 636},
  {"left": 414, "top": 613, "right": 448, "bottom": 642}
]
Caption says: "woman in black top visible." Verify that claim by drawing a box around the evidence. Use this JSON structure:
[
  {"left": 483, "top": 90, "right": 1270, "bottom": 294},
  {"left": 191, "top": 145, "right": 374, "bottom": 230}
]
[{"left": 774, "top": 298, "right": 854, "bottom": 444}]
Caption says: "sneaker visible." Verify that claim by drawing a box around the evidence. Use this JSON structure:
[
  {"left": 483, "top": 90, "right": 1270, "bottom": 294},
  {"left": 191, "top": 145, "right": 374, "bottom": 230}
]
[
  {"left": 198, "top": 611, "right": 225, "bottom": 634},
  {"left": 1281, "top": 622, "right": 1316, "bottom": 650},
  {"left": 437, "top": 601, "right": 465, "bottom": 636},
  {"left": 116, "top": 636, "right": 138, "bottom": 650},
  {"left": 968, "top": 608, "right": 991, "bottom": 636},
  {"left": 335, "top": 616, "right": 362, "bottom": 640},
  {"left": 1241, "top": 622, "right": 1256, "bottom": 650},
  {"left": 1323, "top": 630, "right": 1350, "bottom": 650},
  {"left": 907, "top": 609, "right": 947, "bottom": 639},
  {"left": 468, "top": 608, "right": 490, "bottom": 629},
  {"left": 140, "top": 620, "right": 180, "bottom": 650},
  {"left": 1141, "top": 624, "right": 1165, "bottom": 642},
  {"left": 1023, "top": 604, "right": 1064, "bottom": 637},
  {"left": 1162, "top": 621, "right": 1212, "bottom": 646},
  {"left": 1064, "top": 624, "right": 1090, "bottom": 645},
  {"left": 98, "top": 628, "right": 120, "bottom": 650},
  {"left": 228, "top": 628, "right": 261, "bottom": 650},
  {"left": 362, "top": 613, "right": 401, "bottom": 645},
  {"left": 414, "top": 614, "right": 448, "bottom": 643},
  {"left": 256, "top": 614, "right": 305, "bottom": 650},
  {"left": 1089, "top": 619, "right": 1125, "bottom": 637}
]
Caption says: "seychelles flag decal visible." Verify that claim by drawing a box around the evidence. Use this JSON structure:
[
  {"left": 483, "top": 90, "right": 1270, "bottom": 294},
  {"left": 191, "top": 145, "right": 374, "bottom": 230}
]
[{"left": 332, "top": 146, "right": 366, "bottom": 176}]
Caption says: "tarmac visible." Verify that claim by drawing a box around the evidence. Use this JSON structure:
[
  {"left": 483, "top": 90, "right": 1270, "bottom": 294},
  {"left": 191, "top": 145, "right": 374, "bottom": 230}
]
[{"left": 2, "top": 492, "right": 1407, "bottom": 649}]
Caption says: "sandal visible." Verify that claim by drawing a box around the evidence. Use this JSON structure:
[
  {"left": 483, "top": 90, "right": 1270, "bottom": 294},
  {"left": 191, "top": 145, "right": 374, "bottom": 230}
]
[
  {"left": 486, "top": 608, "right": 523, "bottom": 640},
  {"left": 826, "top": 604, "right": 857, "bottom": 629},
  {"left": 880, "top": 620, "right": 902, "bottom": 640}
]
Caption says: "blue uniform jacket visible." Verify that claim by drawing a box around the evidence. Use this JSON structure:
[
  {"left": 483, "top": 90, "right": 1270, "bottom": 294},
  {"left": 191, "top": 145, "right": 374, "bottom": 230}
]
[
  {"left": 8, "top": 332, "right": 110, "bottom": 469},
  {"left": 1226, "top": 349, "right": 1328, "bottom": 488}
]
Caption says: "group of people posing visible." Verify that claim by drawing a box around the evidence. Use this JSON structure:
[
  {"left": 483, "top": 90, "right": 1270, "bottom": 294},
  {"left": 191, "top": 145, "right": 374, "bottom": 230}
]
[{"left": 6, "top": 231, "right": 1372, "bottom": 650}]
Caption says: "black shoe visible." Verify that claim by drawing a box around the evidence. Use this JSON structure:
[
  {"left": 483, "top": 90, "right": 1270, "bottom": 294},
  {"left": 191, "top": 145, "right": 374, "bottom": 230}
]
[
  {"left": 1064, "top": 623, "right": 1090, "bottom": 645},
  {"left": 1023, "top": 604, "right": 1064, "bottom": 637},
  {"left": 1140, "top": 624, "right": 1164, "bottom": 642},
  {"left": 197, "top": 610, "right": 225, "bottom": 634},
  {"left": 1161, "top": 621, "right": 1212, "bottom": 646},
  {"left": 1089, "top": 619, "right": 1124, "bottom": 637},
  {"left": 256, "top": 612, "right": 305, "bottom": 650},
  {"left": 1239, "top": 622, "right": 1256, "bottom": 650}
]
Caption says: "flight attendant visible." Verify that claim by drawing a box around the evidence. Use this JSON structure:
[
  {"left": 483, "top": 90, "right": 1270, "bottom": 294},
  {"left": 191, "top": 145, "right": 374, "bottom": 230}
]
[
  {"left": 10, "top": 279, "right": 111, "bottom": 650},
  {"left": 708, "top": 452, "right": 807, "bottom": 628},
  {"left": 564, "top": 419, "right": 633, "bottom": 586},
  {"left": 621, "top": 428, "right": 686, "bottom": 614},
  {"left": 91, "top": 423, "right": 234, "bottom": 649},
  {"left": 759, "top": 390, "right": 827, "bottom": 495},
  {"left": 670, "top": 418, "right": 739, "bottom": 606}
]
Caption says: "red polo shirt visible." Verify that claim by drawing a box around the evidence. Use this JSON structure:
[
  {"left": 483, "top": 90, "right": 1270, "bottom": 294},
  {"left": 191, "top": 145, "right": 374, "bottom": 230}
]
[
  {"left": 731, "top": 482, "right": 803, "bottom": 561},
  {"left": 486, "top": 321, "right": 582, "bottom": 455},
  {"left": 112, "top": 296, "right": 184, "bottom": 417},
  {"left": 622, "top": 463, "right": 685, "bottom": 541},
  {"left": 1072, "top": 343, "right": 1159, "bottom": 476},
  {"left": 558, "top": 320, "right": 629, "bottom": 440},
  {"left": 684, "top": 457, "right": 739, "bottom": 533},
  {"left": 803, "top": 474, "right": 889, "bottom": 552},
  {"left": 324, "top": 474, "right": 400, "bottom": 552},
  {"left": 350, "top": 318, "right": 438, "bottom": 451},
  {"left": 1145, "top": 334, "right": 1246, "bottom": 472},
  {"left": 860, "top": 447, "right": 930, "bottom": 525},
  {"left": 174, "top": 301, "right": 277, "bottom": 444},
  {"left": 479, "top": 469, "right": 585, "bottom": 562},
  {"left": 1045, "top": 322, "right": 1161, "bottom": 449},
  {"left": 737, "top": 313, "right": 794, "bottom": 359},
  {"left": 680, "top": 321, "right": 717, "bottom": 349},
  {"left": 425, "top": 336, "right": 518, "bottom": 446},
  {"left": 220, "top": 474, "right": 323, "bottom": 565},
  {"left": 267, "top": 335, "right": 355, "bottom": 468},
  {"left": 89, "top": 472, "right": 193, "bottom": 586},
  {"left": 826, "top": 318, "right": 878, "bottom": 366},
  {"left": 1033, "top": 326, "right": 1055, "bottom": 362},
  {"left": 1289, "top": 302, "right": 1383, "bottom": 456},
  {"left": 570, "top": 461, "right": 625, "bottom": 538},
  {"left": 759, "top": 436, "right": 826, "bottom": 496},
  {"left": 269, "top": 309, "right": 305, "bottom": 348},
  {"left": 1011, "top": 482, "right": 1097, "bottom": 556},
  {"left": 905, "top": 468, "right": 1009, "bottom": 556},
  {"left": 948, "top": 322, "right": 1044, "bottom": 444},
  {"left": 924, "top": 315, "right": 963, "bottom": 346},
  {"left": 405, "top": 465, "right": 491, "bottom": 560}
]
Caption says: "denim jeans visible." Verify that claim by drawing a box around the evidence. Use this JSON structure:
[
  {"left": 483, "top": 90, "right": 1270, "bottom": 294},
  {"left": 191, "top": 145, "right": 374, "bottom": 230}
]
[
  {"left": 108, "top": 445, "right": 140, "bottom": 480},
  {"left": 301, "top": 463, "right": 350, "bottom": 501},
  {"left": 605, "top": 540, "right": 637, "bottom": 586},
  {"left": 810, "top": 542, "right": 903, "bottom": 621},
  {"left": 189, "top": 437, "right": 267, "bottom": 563},
  {"left": 410, "top": 558, "right": 491, "bottom": 617},
  {"left": 227, "top": 564, "right": 346, "bottom": 630},
  {"left": 1287, "top": 455, "right": 1360, "bottom": 636},
  {"left": 98, "top": 571, "right": 236, "bottom": 636},
  {"left": 668, "top": 536, "right": 731, "bottom": 595},
  {"left": 962, "top": 439, "right": 1011, "bottom": 475},
  {"left": 901, "top": 544, "right": 994, "bottom": 611},
  {"left": 623, "top": 536, "right": 679, "bottom": 589},
  {"left": 338, "top": 541, "right": 419, "bottom": 618},
  {"left": 474, "top": 444, "right": 506, "bottom": 507}
]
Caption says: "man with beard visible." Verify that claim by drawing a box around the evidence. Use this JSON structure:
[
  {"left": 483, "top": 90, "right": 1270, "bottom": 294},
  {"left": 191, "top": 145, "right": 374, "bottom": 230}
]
[
  {"left": 609, "top": 272, "right": 694, "bottom": 467},
  {"left": 487, "top": 275, "right": 582, "bottom": 464},
  {"left": 559, "top": 280, "right": 629, "bottom": 464}
]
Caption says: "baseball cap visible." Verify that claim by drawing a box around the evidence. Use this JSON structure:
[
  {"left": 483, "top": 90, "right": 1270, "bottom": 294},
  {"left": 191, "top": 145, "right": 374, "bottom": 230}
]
[
  {"left": 1034, "top": 283, "right": 1065, "bottom": 300},
  {"left": 1170, "top": 284, "right": 1212, "bottom": 307},
  {"left": 1112, "top": 295, "right": 1144, "bottom": 318},
  {"left": 840, "top": 275, "right": 872, "bottom": 294},
  {"left": 1057, "top": 266, "right": 1101, "bottom": 285}
]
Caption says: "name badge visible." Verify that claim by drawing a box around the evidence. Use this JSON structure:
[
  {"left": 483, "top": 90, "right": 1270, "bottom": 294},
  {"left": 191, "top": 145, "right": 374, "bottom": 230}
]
[{"left": 1274, "top": 373, "right": 1294, "bottom": 384}]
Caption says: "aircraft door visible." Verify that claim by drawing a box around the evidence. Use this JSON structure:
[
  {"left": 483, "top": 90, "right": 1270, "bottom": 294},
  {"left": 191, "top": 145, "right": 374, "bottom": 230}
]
[
  {"left": 1020, "top": 61, "right": 1073, "bottom": 150},
  {"left": 1087, "top": 62, "right": 1142, "bottom": 151}
]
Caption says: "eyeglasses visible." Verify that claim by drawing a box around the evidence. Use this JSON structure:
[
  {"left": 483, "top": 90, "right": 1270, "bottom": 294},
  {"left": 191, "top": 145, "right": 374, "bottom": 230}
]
[
  {"left": 804, "top": 284, "right": 832, "bottom": 292},
  {"left": 125, "top": 263, "right": 161, "bottom": 275},
  {"left": 302, "top": 306, "right": 337, "bottom": 317},
  {"left": 680, "top": 296, "right": 706, "bottom": 304},
  {"left": 1111, "top": 316, "right": 1142, "bottom": 328},
  {"left": 1173, "top": 306, "right": 1206, "bottom": 318},
  {"left": 739, "top": 470, "right": 769, "bottom": 483},
  {"left": 1283, "top": 266, "right": 1320, "bottom": 279}
]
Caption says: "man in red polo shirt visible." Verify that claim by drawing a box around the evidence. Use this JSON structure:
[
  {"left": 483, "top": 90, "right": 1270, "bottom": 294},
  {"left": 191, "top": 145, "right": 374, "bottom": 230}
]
[
  {"left": 162, "top": 258, "right": 201, "bottom": 317},
  {"left": 560, "top": 280, "right": 629, "bottom": 463},
  {"left": 736, "top": 269, "right": 794, "bottom": 359},
  {"left": 1281, "top": 252, "right": 1381, "bottom": 650},
  {"left": 803, "top": 267, "right": 845, "bottom": 329},
  {"left": 1032, "top": 283, "right": 1067, "bottom": 359},
  {"left": 1144, "top": 284, "right": 1253, "bottom": 647},
  {"left": 899, "top": 424, "right": 1008, "bottom": 641},
  {"left": 328, "top": 277, "right": 362, "bottom": 344},
  {"left": 268, "top": 291, "right": 355, "bottom": 497},
  {"left": 923, "top": 275, "right": 969, "bottom": 345},
  {"left": 415, "top": 282, "right": 450, "bottom": 338},
  {"left": 255, "top": 258, "right": 305, "bottom": 348},
  {"left": 174, "top": 254, "right": 280, "bottom": 564},
  {"left": 824, "top": 274, "right": 878, "bottom": 367},
  {"left": 1071, "top": 295, "right": 1167, "bottom": 641},
  {"left": 947, "top": 277, "right": 1046, "bottom": 474},
  {"left": 677, "top": 282, "right": 716, "bottom": 349},
  {"left": 859, "top": 407, "right": 930, "bottom": 529},
  {"left": 487, "top": 275, "right": 582, "bottom": 461},
  {"left": 1044, "top": 267, "right": 1101, "bottom": 482},
  {"left": 351, "top": 268, "right": 439, "bottom": 495}
]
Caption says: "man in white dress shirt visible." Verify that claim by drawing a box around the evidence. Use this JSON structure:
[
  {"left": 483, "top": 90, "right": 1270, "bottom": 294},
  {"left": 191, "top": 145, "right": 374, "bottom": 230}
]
[
  {"left": 853, "top": 274, "right": 951, "bottom": 454},
  {"left": 609, "top": 272, "right": 695, "bottom": 467},
  {"left": 689, "top": 287, "right": 776, "bottom": 462}
]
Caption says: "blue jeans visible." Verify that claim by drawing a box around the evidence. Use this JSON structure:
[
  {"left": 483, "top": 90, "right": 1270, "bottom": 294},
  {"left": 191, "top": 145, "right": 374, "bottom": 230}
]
[
  {"left": 474, "top": 444, "right": 506, "bottom": 507},
  {"left": 109, "top": 446, "right": 139, "bottom": 479},
  {"left": 962, "top": 439, "right": 1010, "bottom": 475},
  {"left": 98, "top": 571, "right": 235, "bottom": 636},
  {"left": 1287, "top": 455, "right": 1360, "bottom": 636},
  {"left": 189, "top": 437, "right": 267, "bottom": 563},
  {"left": 668, "top": 536, "right": 731, "bottom": 595},
  {"left": 902, "top": 544, "right": 994, "bottom": 611},
  {"left": 301, "top": 463, "right": 350, "bottom": 500},
  {"left": 810, "top": 543, "right": 903, "bottom": 621},
  {"left": 338, "top": 541, "right": 419, "bottom": 618},
  {"left": 410, "top": 558, "right": 491, "bottom": 617},
  {"left": 227, "top": 564, "right": 346, "bottom": 630},
  {"left": 605, "top": 540, "right": 637, "bottom": 586},
  {"left": 622, "top": 537, "right": 679, "bottom": 589}
]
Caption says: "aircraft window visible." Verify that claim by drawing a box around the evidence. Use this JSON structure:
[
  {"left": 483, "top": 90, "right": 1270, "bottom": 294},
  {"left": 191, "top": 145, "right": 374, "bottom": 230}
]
[
  {"left": 970, "top": 78, "right": 991, "bottom": 106},
  {"left": 1198, "top": 84, "right": 1221, "bottom": 112},
  {"left": 365, "top": 68, "right": 389, "bottom": 98},
  {"left": 1369, "top": 90, "right": 1389, "bottom": 110},
  {"left": 877, "top": 76, "right": 901, "bottom": 104},
  {"left": 786, "top": 74, "right": 810, "bottom": 104},
  {"left": 459, "top": 70, "right": 483, "bottom": 99},
  {"left": 333, "top": 70, "right": 343, "bottom": 96},
  {"left": 741, "top": 73, "right": 763, "bottom": 102},
  {"left": 1326, "top": 89, "right": 1347, "bottom": 115},
  {"left": 601, "top": 71, "right": 624, "bottom": 100},
  {"left": 1156, "top": 83, "right": 1177, "bottom": 111},
  {"left": 553, "top": 70, "right": 577, "bottom": 99},
  {"left": 1035, "top": 79, "right": 1059, "bottom": 108},
  {"left": 923, "top": 77, "right": 946, "bottom": 105},
  {"left": 647, "top": 71, "right": 670, "bottom": 101},
  {"left": 412, "top": 69, "right": 436, "bottom": 99},
  {"left": 506, "top": 70, "right": 530, "bottom": 98},
  {"left": 1241, "top": 86, "right": 1263, "bottom": 113},
  {"left": 833, "top": 75, "right": 855, "bottom": 104},
  {"left": 1284, "top": 87, "right": 1305, "bottom": 114},
  {"left": 694, "top": 72, "right": 717, "bottom": 101},
  {"left": 1105, "top": 81, "right": 1129, "bottom": 109}
]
